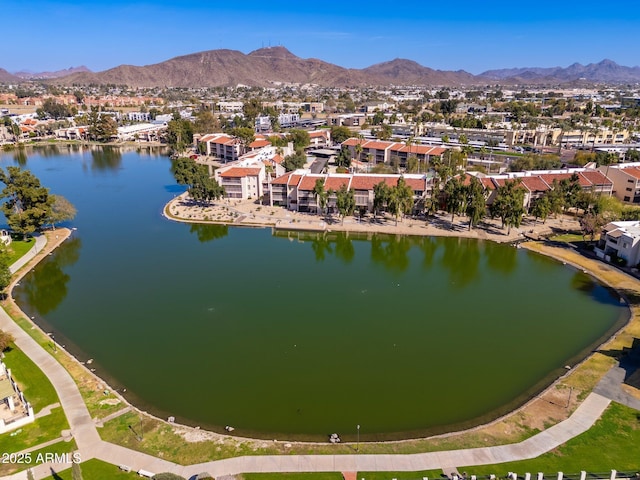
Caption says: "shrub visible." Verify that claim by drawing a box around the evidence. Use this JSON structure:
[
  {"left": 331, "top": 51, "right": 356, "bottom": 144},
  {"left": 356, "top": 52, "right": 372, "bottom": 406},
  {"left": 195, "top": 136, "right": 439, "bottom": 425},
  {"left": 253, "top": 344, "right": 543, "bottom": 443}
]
[{"left": 152, "top": 474, "right": 186, "bottom": 480}]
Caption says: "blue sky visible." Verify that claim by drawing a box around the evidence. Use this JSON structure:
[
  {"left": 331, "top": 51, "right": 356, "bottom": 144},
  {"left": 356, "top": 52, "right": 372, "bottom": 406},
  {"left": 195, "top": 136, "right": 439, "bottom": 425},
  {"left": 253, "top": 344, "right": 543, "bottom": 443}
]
[{"left": 4, "top": 0, "right": 638, "bottom": 74}]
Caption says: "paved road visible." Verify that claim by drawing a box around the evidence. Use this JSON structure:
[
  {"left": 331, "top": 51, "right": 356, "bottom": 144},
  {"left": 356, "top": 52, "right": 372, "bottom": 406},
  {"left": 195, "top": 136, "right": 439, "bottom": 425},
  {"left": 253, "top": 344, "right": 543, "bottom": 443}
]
[{"left": 0, "top": 237, "right": 634, "bottom": 479}]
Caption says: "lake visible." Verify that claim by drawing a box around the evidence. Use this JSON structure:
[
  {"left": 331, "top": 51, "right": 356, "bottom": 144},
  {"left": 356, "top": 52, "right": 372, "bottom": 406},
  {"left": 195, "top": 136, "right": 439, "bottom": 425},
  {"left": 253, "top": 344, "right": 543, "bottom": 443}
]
[{"left": 3, "top": 145, "right": 627, "bottom": 441}]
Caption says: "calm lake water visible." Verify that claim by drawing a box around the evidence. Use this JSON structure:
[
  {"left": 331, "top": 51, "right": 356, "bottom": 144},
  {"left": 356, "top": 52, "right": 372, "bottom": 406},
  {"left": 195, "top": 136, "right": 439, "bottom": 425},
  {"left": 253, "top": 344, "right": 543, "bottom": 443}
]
[{"left": 3, "top": 145, "right": 627, "bottom": 441}]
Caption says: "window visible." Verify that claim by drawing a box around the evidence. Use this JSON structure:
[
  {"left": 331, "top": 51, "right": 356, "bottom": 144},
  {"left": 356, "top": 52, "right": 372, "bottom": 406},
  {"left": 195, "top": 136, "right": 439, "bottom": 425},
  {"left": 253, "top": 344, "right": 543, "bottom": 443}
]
[{"left": 624, "top": 196, "right": 631, "bottom": 202}]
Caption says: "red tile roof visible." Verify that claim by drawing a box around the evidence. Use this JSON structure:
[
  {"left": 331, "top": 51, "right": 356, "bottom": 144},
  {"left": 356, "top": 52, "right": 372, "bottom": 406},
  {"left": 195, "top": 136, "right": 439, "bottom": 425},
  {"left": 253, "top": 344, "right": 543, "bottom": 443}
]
[
  {"left": 271, "top": 173, "right": 293, "bottom": 185},
  {"left": 349, "top": 175, "right": 400, "bottom": 191},
  {"left": 520, "top": 176, "right": 551, "bottom": 192},
  {"left": 207, "top": 135, "right": 236, "bottom": 145},
  {"left": 403, "top": 177, "right": 427, "bottom": 192},
  {"left": 363, "top": 140, "right": 394, "bottom": 150},
  {"left": 324, "top": 176, "right": 351, "bottom": 191},
  {"left": 579, "top": 170, "right": 612, "bottom": 186},
  {"left": 390, "top": 144, "right": 444, "bottom": 155},
  {"left": 620, "top": 167, "right": 640, "bottom": 180},
  {"left": 219, "top": 167, "right": 261, "bottom": 178},
  {"left": 342, "top": 138, "right": 366, "bottom": 146},
  {"left": 492, "top": 178, "right": 527, "bottom": 190},
  {"left": 271, "top": 154, "right": 284, "bottom": 164},
  {"left": 309, "top": 131, "right": 328, "bottom": 138},
  {"left": 480, "top": 177, "right": 497, "bottom": 190},
  {"left": 289, "top": 174, "right": 303, "bottom": 186},
  {"left": 298, "top": 175, "right": 323, "bottom": 191},
  {"left": 249, "top": 139, "right": 270, "bottom": 148},
  {"left": 538, "top": 173, "right": 590, "bottom": 187}
]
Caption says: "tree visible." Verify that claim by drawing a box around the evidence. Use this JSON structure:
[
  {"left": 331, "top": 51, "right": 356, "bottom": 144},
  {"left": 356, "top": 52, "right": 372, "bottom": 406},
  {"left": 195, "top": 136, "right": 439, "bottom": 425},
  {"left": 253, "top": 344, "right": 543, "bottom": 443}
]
[
  {"left": 465, "top": 177, "right": 486, "bottom": 230},
  {"left": 372, "top": 111, "right": 385, "bottom": 125},
  {"left": 373, "top": 181, "right": 390, "bottom": 218},
  {"left": 193, "top": 110, "right": 220, "bottom": 134},
  {"left": 47, "top": 195, "right": 77, "bottom": 229},
  {"left": 559, "top": 173, "right": 581, "bottom": 212},
  {"left": 171, "top": 157, "right": 224, "bottom": 204},
  {"left": 626, "top": 149, "right": 640, "bottom": 162},
  {"left": 282, "top": 152, "right": 307, "bottom": 172},
  {"left": 287, "top": 129, "right": 310, "bottom": 151},
  {"left": 37, "top": 99, "right": 75, "bottom": 120},
  {"left": 166, "top": 118, "right": 194, "bottom": 153},
  {"left": 490, "top": 179, "right": 525, "bottom": 234},
  {"left": 406, "top": 156, "right": 419, "bottom": 173},
  {"left": 242, "top": 98, "right": 262, "bottom": 124},
  {"left": 387, "top": 177, "right": 414, "bottom": 225},
  {"left": 580, "top": 212, "right": 606, "bottom": 242},
  {"left": 335, "top": 148, "right": 352, "bottom": 169},
  {"left": 330, "top": 126, "right": 351, "bottom": 144},
  {"left": 0, "top": 167, "right": 52, "bottom": 239},
  {"left": 545, "top": 182, "right": 565, "bottom": 217},
  {"left": 354, "top": 142, "right": 363, "bottom": 163},
  {"left": 313, "top": 178, "right": 327, "bottom": 216},
  {"left": 87, "top": 112, "right": 118, "bottom": 142},
  {"left": 530, "top": 196, "right": 551, "bottom": 224},
  {"left": 374, "top": 124, "right": 392, "bottom": 140},
  {"left": 335, "top": 184, "right": 355, "bottom": 224},
  {"left": 229, "top": 127, "right": 255, "bottom": 149},
  {"left": 0, "top": 246, "right": 11, "bottom": 295},
  {"left": 443, "top": 177, "right": 465, "bottom": 222},
  {"left": 0, "top": 329, "right": 14, "bottom": 352}
]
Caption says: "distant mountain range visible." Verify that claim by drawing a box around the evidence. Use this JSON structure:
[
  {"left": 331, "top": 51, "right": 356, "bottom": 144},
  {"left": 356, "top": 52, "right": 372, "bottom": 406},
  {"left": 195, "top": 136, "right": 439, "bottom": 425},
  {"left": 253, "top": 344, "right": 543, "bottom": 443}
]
[
  {"left": 481, "top": 59, "right": 640, "bottom": 84},
  {"left": 13, "top": 66, "right": 91, "bottom": 80},
  {"left": 0, "top": 68, "right": 20, "bottom": 83},
  {"left": 3, "top": 48, "right": 640, "bottom": 88}
]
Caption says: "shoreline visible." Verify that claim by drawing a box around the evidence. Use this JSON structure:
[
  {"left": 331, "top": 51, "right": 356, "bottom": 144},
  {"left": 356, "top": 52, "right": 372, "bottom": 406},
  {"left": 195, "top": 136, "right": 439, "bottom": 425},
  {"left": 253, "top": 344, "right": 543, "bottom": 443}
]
[
  {"left": 163, "top": 192, "right": 580, "bottom": 243},
  {"left": 2, "top": 139, "right": 166, "bottom": 150},
  {"left": 5, "top": 217, "right": 639, "bottom": 456}
]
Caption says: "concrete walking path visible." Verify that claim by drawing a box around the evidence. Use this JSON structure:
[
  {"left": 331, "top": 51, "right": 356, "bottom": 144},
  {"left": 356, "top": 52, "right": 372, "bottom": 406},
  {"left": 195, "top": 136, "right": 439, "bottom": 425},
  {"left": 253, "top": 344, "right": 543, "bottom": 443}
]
[
  {"left": 9, "top": 235, "right": 46, "bottom": 274},
  {"left": 0, "top": 234, "right": 632, "bottom": 479}
]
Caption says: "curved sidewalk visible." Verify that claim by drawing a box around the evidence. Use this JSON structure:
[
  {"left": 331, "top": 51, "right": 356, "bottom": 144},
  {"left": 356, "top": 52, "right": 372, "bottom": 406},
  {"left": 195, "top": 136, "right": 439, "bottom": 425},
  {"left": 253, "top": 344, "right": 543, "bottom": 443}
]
[{"left": 0, "top": 237, "right": 622, "bottom": 479}]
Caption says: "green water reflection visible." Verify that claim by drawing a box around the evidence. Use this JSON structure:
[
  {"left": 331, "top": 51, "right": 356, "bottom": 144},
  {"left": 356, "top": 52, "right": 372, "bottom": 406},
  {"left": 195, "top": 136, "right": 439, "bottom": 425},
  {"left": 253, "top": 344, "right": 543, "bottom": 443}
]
[{"left": 6, "top": 148, "right": 628, "bottom": 441}]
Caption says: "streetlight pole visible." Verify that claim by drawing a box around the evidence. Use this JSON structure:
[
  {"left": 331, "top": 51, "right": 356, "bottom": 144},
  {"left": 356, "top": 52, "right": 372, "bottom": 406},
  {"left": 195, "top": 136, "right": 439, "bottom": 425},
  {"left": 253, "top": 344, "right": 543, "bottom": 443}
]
[{"left": 356, "top": 424, "right": 360, "bottom": 452}]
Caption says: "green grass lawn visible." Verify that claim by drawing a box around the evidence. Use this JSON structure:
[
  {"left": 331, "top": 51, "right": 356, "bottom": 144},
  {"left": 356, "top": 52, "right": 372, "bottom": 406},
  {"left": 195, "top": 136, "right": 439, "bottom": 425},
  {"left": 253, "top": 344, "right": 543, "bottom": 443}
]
[
  {"left": 548, "top": 233, "right": 585, "bottom": 243},
  {"left": 6, "top": 238, "right": 35, "bottom": 265},
  {"left": 0, "top": 407, "right": 69, "bottom": 454},
  {"left": 458, "top": 402, "right": 640, "bottom": 474},
  {"left": 3, "top": 345, "right": 59, "bottom": 411},
  {"left": 0, "top": 439, "right": 76, "bottom": 476},
  {"left": 41, "top": 458, "right": 140, "bottom": 480}
]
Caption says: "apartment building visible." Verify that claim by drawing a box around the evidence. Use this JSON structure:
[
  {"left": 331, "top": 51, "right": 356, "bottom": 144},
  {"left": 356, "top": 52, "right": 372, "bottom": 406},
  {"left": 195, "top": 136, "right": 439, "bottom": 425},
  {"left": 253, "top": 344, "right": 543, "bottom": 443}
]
[
  {"left": 268, "top": 171, "right": 431, "bottom": 213},
  {"left": 597, "top": 163, "right": 640, "bottom": 204},
  {"left": 215, "top": 165, "right": 265, "bottom": 200},
  {"left": 342, "top": 138, "right": 445, "bottom": 167}
]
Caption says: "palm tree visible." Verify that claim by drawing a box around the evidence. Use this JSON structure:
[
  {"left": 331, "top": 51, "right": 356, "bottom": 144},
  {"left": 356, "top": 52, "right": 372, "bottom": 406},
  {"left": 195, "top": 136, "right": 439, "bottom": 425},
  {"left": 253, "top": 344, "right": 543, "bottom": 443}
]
[
  {"left": 313, "top": 178, "right": 327, "bottom": 216},
  {"left": 373, "top": 181, "right": 390, "bottom": 219},
  {"left": 354, "top": 142, "right": 363, "bottom": 163},
  {"left": 387, "top": 177, "right": 414, "bottom": 226},
  {"left": 465, "top": 177, "right": 486, "bottom": 230},
  {"left": 335, "top": 185, "right": 355, "bottom": 225}
]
